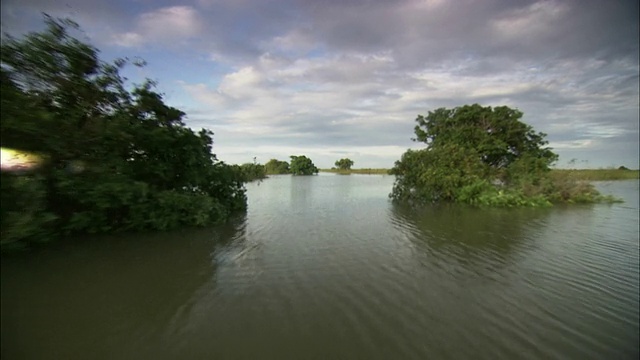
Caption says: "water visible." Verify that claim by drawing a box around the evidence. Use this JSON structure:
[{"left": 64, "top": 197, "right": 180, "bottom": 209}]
[{"left": 2, "top": 175, "right": 638, "bottom": 359}]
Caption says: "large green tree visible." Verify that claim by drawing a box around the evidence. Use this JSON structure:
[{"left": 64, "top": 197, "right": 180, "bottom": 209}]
[
  {"left": 335, "top": 158, "right": 354, "bottom": 170},
  {"left": 289, "top": 155, "right": 318, "bottom": 175},
  {"left": 264, "top": 159, "right": 290, "bottom": 174},
  {"left": 412, "top": 104, "right": 557, "bottom": 172},
  {"left": 390, "top": 104, "right": 603, "bottom": 206},
  {"left": 1, "top": 16, "right": 246, "bottom": 250}
]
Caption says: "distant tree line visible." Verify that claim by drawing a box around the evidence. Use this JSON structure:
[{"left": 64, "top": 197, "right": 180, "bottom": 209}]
[{"left": 262, "top": 156, "right": 319, "bottom": 176}]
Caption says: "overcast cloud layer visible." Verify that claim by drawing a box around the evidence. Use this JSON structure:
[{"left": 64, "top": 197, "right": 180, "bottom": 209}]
[{"left": 2, "top": 0, "right": 638, "bottom": 168}]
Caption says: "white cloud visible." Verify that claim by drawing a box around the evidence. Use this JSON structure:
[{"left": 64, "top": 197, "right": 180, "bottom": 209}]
[
  {"left": 111, "top": 32, "right": 143, "bottom": 47},
  {"left": 219, "top": 67, "right": 263, "bottom": 99},
  {"left": 263, "top": 28, "right": 318, "bottom": 55},
  {"left": 492, "top": 1, "right": 568, "bottom": 41},
  {"left": 180, "top": 42, "right": 638, "bottom": 167},
  {"left": 111, "top": 6, "right": 202, "bottom": 47},
  {"left": 549, "top": 139, "right": 594, "bottom": 150}
]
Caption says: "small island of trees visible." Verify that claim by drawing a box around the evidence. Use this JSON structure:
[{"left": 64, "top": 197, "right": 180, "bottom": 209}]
[
  {"left": 335, "top": 158, "right": 354, "bottom": 170},
  {"left": 390, "top": 104, "right": 618, "bottom": 206}
]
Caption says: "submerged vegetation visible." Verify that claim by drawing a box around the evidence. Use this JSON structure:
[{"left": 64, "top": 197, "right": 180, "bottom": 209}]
[
  {"left": 390, "top": 104, "right": 620, "bottom": 207},
  {"left": 1, "top": 17, "right": 247, "bottom": 251}
]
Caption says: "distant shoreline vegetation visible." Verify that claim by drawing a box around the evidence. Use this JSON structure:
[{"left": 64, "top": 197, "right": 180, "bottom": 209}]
[{"left": 320, "top": 168, "right": 638, "bottom": 180}]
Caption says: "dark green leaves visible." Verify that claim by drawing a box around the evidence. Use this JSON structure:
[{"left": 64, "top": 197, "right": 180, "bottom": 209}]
[
  {"left": 264, "top": 159, "right": 290, "bottom": 175},
  {"left": 290, "top": 155, "right": 319, "bottom": 175},
  {"left": 334, "top": 158, "right": 354, "bottom": 170},
  {"left": 0, "top": 16, "right": 247, "bottom": 251}
]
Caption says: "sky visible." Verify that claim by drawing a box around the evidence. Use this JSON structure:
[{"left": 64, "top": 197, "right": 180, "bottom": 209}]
[{"left": 1, "top": 0, "right": 638, "bottom": 169}]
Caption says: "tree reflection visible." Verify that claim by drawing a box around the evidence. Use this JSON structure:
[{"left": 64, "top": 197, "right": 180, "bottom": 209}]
[
  {"left": 0, "top": 215, "right": 247, "bottom": 359},
  {"left": 390, "top": 203, "right": 553, "bottom": 271}
]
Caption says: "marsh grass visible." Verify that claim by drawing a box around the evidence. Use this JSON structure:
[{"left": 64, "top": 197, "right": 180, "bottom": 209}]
[{"left": 550, "top": 169, "right": 639, "bottom": 181}]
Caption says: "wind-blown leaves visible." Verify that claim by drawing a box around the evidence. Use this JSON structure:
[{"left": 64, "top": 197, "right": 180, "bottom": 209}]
[{"left": 0, "top": 16, "right": 246, "bottom": 250}]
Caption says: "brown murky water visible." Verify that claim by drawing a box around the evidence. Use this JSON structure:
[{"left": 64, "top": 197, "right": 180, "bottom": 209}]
[{"left": 2, "top": 175, "right": 638, "bottom": 359}]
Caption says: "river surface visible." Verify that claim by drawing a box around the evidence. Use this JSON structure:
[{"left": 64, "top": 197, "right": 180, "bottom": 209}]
[{"left": 1, "top": 175, "right": 638, "bottom": 359}]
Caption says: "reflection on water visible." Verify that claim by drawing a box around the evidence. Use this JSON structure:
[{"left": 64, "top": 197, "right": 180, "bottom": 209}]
[
  {"left": 389, "top": 201, "right": 638, "bottom": 359},
  {"left": 1, "top": 177, "right": 638, "bottom": 360},
  {"left": 391, "top": 204, "right": 551, "bottom": 261},
  {"left": 1, "top": 217, "right": 247, "bottom": 359}
]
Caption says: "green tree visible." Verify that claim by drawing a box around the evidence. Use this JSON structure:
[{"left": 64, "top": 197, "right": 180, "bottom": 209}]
[
  {"left": 264, "top": 159, "right": 290, "bottom": 174},
  {"left": 0, "top": 16, "right": 247, "bottom": 250},
  {"left": 390, "top": 104, "right": 606, "bottom": 206},
  {"left": 289, "top": 155, "right": 318, "bottom": 175},
  {"left": 238, "top": 162, "right": 267, "bottom": 182},
  {"left": 334, "top": 158, "right": 354, "bottom": 170}
]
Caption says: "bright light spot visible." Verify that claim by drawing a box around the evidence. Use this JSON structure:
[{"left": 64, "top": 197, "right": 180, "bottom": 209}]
[{"left": 1, "top": 147, "right": 43, "bottom": 172}]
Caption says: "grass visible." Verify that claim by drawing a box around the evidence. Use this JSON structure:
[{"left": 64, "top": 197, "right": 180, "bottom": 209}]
[
  {"left": 320, "top": 168, "right": 391, "bottom": 175},
  {"left": 550, "top": 169, "right": 639, "bottom": 181}
]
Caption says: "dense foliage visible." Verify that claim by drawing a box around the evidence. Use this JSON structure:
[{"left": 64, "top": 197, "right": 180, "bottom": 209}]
[
  {"left": 0, "top": 17, "right": 247, "bottom": 250},
  {"left": 390, "top": 104, "right": 612, "bottom": 206},
  {"left": 289, "top": 155, "right": 318, "bottom": 175},
  {"left": 334, "top": 158, "right": 354, "bottom": 170},
  {"left": 264, "top": 159, "right": 290, "bottom": 174},
  {"left": 238, "top": 162, "right": 267, "bottom": 182}
]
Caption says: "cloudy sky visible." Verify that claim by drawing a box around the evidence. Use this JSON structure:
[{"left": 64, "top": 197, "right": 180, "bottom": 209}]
[{"left": 2, "top": 0, "right": 638, "bottom": 168}]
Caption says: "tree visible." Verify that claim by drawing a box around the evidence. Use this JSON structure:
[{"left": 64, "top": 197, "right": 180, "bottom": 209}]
[
  {"left": 289, "top": 155, "right": 318, "bottom": 175},
  {"left": 264, "top": 159, "right": 290, "bottom": 174},
  {"left": 1, "top": 16, "right": 247, "bottom": 250},
  {"left": 239, "top": 162, "right": 266, "bottom": 182},
  {"left": 335, "top": 158, "right": 354, "bottom": 170},
  {"left": 390, "top": 104, "right": 605, "bottom": 206},
  {"left": 411, "top": 104, "right": 557, "bottom": 172}
]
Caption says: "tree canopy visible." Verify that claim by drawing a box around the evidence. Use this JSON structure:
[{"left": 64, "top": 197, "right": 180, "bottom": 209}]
[
  {"left": 290, "top": 155, "right": 318, "bottom": 175},
  {"left": 1, "top": 17, "right": 247, "bottom": 250},
  {"left": 412, "top": 104, "right": 557, "bottom": 171},
  {"left": 390, "top": 104, "right": 608, "bottom": 206},
  {"left": 264, "top": 159, "right": 290, "bottom": 175},
  {"left": 238, "top": 162, "right": 267, "bottom": 182},
  {"left": 335, "top": 158, "right": 354, "bottom": 170}
]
